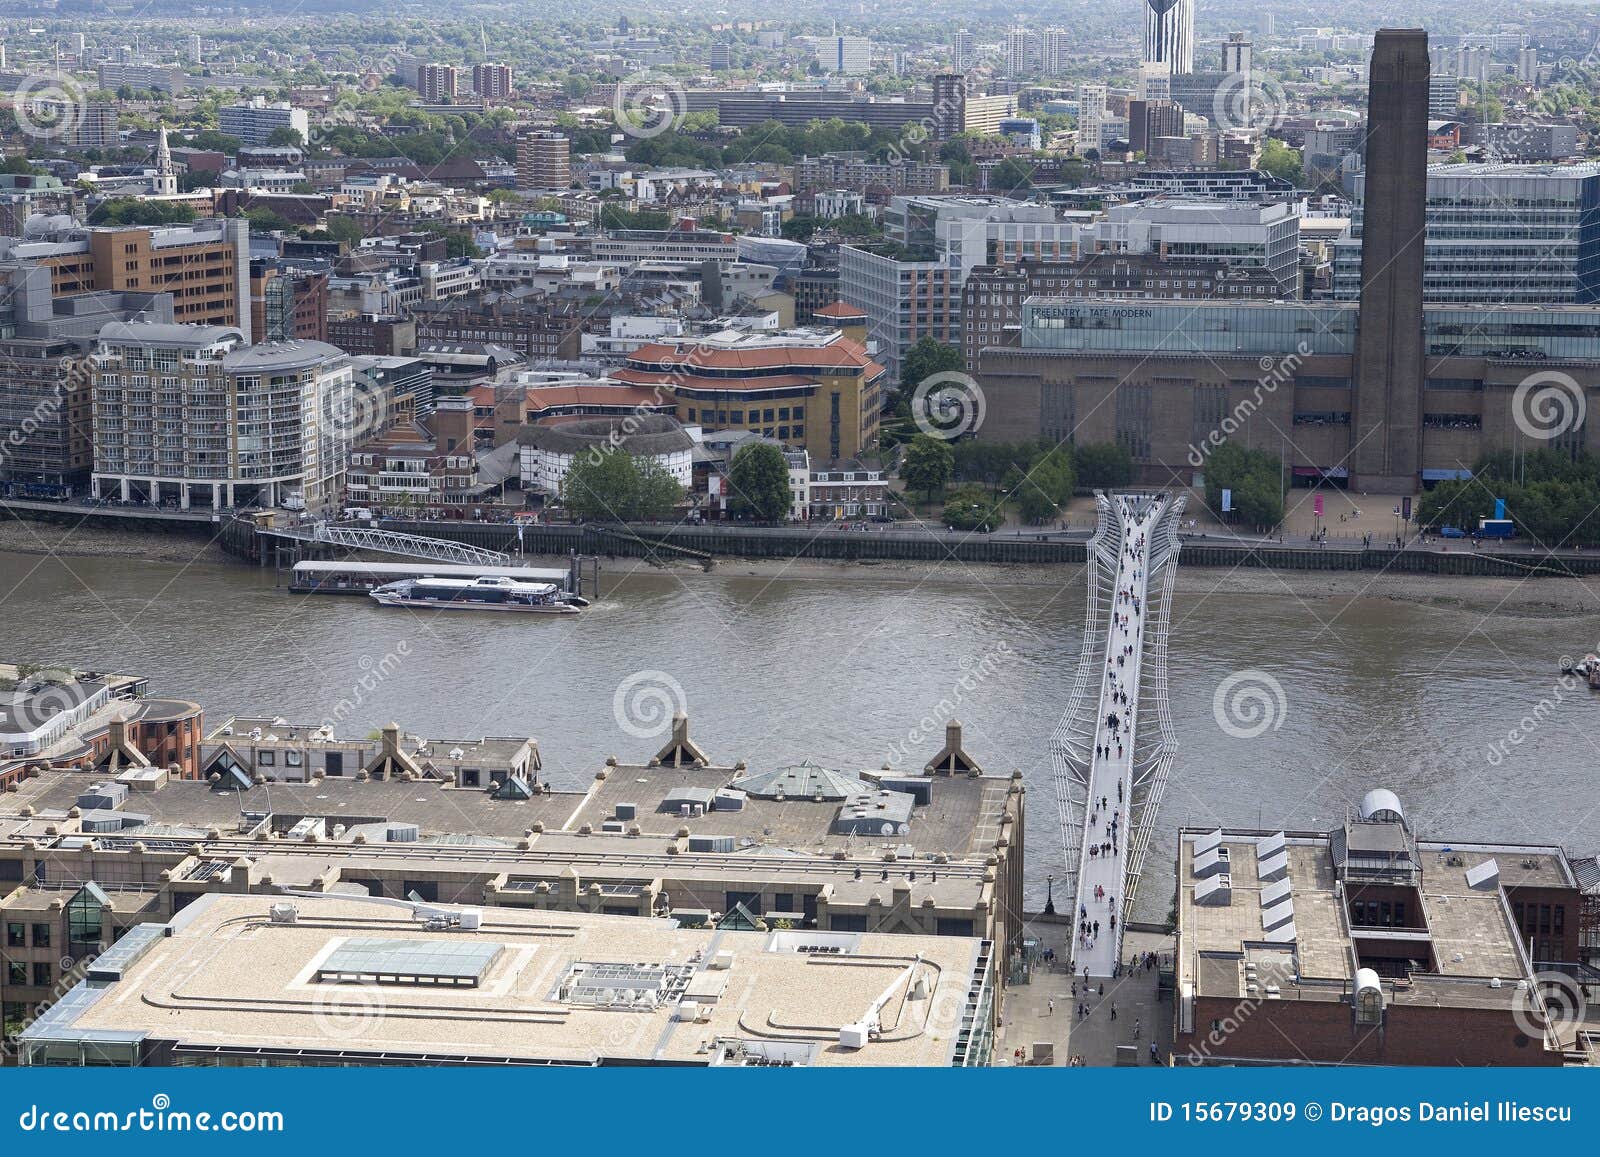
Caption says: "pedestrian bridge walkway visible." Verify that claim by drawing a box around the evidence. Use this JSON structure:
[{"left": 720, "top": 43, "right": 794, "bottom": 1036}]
[{"left": 1050, "top": 492, "right": 1185, "bottom": 978}]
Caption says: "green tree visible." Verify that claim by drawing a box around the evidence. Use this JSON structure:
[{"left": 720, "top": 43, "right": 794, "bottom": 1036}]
[
  {"left": 727, "top": 442, "right": 792, "bottom": 521},
  {"left": 1258, "top": 138, "right": 1304, "bottom": 187},
  {"left": 943, "top": 483, "right": 1004, "bottom": 532},
  {"left": 900, "top": 337, "right": 964, "bottom": 391},
  {"left": 990, "top": 157, "right": 1034, "bottom": 195},
  {"left": 1202, "top": 442, "right": 1285, "bottom": 529},
  {"left": 90, "top": 199, "right": 197, "bottom": 226},
  {"left": 185, "top": 129, "right": 243, "bottom": 153},
  {"left": 244, "top": 207, "right": 292, "bottom": 235},
  {"left": 1073, "top": 442, "right": 1135, "bottom": 488},
  {"left": 1015, "top": 446, "right": 1076, "bottom": 524},
  {"left": 561, "top": 448, "right": 682, "bottom": 521},
  {"left": 265, "top": 125, "right": 304, "bottom": 147},
  {"left": 323, "top": 215, "right": 369, "bottom": 245},
  {"left": 634, "top": 458, "right": 685, "bottom": 520},
  {"left": 902, "top": 434, "right": 954, "bottom": 501}
]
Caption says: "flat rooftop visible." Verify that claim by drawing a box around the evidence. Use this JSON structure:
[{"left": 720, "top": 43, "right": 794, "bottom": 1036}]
[
  {"left": 1177, "top": 826, "right": 1558, "bottom": 1011},
  {"left": 27, "top": 893, "right": 985, "bottom": 1067}
]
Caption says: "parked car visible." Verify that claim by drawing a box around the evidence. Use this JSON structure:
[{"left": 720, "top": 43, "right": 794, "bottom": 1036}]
[{"left": 1438, "top": 526, "right": 1467, "bottom": 539}]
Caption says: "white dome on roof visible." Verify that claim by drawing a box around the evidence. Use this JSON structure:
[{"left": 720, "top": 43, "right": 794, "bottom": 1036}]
[{"left": 1358, "top": 788, "right": 1404, "bottom": 824}]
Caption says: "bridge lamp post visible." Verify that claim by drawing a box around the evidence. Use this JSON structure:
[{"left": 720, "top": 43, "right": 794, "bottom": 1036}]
[{"left": 1044, "top": 873, "right": 1056, "bottom": 916}]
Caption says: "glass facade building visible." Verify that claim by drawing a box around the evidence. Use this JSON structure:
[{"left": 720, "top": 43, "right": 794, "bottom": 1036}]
[
  {"left": 1332, "top": 163, "right": 1600, "bottom": 304},
  {"left": 1020, "top": 298, "right": 1600, "bottom": 362}
]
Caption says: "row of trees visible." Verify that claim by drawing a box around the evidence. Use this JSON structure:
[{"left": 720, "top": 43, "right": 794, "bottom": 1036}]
[
  {"left": 558, "top": 442, "right": 794, "bottom": 524},
  {"left": 1418, "top": 450, "right": 1600, "bottom": 544},
  {"left": 903, "top": 434, "right": 1136, "bottom": 527}
]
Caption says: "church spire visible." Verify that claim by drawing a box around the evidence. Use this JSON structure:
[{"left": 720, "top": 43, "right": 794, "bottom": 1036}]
[{"left": 154, "top": 123, "right": 176, "bottom": 196}]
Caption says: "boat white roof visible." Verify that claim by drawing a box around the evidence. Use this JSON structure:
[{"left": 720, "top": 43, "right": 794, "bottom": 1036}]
[{"left": 293, "top": 561, "right": 569, "bottom": 581}]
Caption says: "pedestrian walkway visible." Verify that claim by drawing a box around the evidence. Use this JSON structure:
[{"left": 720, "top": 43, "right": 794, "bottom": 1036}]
[
  {"left": 1001, "top": 923, "right": 1174, "bottom": 1066},
  {"left": 1050, "top": 492, "right": 1185, "bottom": 982}
]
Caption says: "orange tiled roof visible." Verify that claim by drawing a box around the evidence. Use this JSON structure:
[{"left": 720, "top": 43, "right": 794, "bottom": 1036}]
[
  {"left": 611, "top": 368, "right": 822, "bottom": 392},
  {"left": 624, "top": 335, "right": 879, "bottom": 374},
  {"left": 522, "top": 384, "right": 675, "bottom": 412}
]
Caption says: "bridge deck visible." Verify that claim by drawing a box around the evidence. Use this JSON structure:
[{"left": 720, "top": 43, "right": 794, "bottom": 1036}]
[{"left": 1069, "top": 495, "right": 1165, "bottom": 977}]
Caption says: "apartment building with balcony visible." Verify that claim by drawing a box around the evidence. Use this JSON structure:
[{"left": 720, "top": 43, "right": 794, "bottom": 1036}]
[{"left": 91, "top": 324, "right": 354, "bottom": 511}]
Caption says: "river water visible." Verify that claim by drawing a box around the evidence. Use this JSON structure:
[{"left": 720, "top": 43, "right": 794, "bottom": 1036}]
[{"left": 3, "top": 549, "right": 1596, "bottom": 921}]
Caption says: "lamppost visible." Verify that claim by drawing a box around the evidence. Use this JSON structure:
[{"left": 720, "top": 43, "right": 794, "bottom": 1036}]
[{"left": 1044, "top": 873, "right": 1056, "bottom": 916}]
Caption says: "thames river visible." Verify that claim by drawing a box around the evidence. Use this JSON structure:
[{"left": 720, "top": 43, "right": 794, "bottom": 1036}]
[{"left": 3, "top": 549, "right": 1596, "bottom": 921}]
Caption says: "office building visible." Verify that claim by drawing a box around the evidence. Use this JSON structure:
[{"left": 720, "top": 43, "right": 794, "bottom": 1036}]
[
  {"left": 838, "top": 242, "right": 959, "bottom": 384},
  {"left": 0, "top": 217, "right": 251, "bottom": 337},
  {"left": 614, "top": 325, "right": 885, "bottom": 461},
  {"left": 218, "top": 99, "right": 310, "bottom": 148},
  {"left": 516, "top": 131, "right": 571, "bottom": 192},
  {"left": 1222, "top": 32, "right": 1252, "bottom": 74},
  {"left": 249, "top": 259, "right": 330, "bottom": 343},
  {"left": 794, "top": 153, "right": 950, "bottom": 195},
  {"left": 1086, "top": 198, "right": 1301, "bottom": 296},
  {"left": 960, "top": 255, "right": 1288, "bottom": 366},
  {"left": 707, "top": 43, "right": 732, "bottom": 70},
  {"left": 0, "top": 285, "right": 175, "bottom": 492},
  {"left": 92, "top": 324, "right": 355, "bottom": 511},
  {"left": 17, "top": 893, "right": 996, "bottom": 1067},
  {"left": 951, "top": 29, "right": 975, "bottom": 71},
  {"left": 818, "top": 35, "right": 871, "bottom": 76},
  {"left": 1333, "top": 163, "right": 1600, "bottom": 305},
  {"left": 471, "top": 62, "right": 513, "bottom": 100},
  {"left": 1465, "top": 122, "right": 1580, "bottom": 162},
  {"left": 1175, "top": 791, "right": 1584, "bottom": 1066},
  {"left": 1428, "top": 74, "right": 1460, "bottom": 119},
  {"left": 96, "top": 62, "right": 185, "bottom": 94},
  {"left": 975, "top": 297, "right": 1600, "bottom": 486},
  {"left": 1145, "top": 0, "right": 1195, "bottom": 75},
  {"left": 0, "top": 713, "right": 1022, "bottom": 1061}
]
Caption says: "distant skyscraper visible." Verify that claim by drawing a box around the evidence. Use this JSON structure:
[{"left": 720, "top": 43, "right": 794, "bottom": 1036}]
[
  {"left": 1222, "top": 32, "right": 1252, "bottom": 74},
  {"left": 818, "top": 36, "right": 871, "bottom": 75},
  {"left": 1145, "top": 0, "right": 1195, "bottom": 75},
  {"left": 1004, "top": 27, "right": 1031, "bottom": 77},
  {"left": 952, "top": 29, "right": 975, "bottom": 71},
  {"left": 472, "top": 63, "right": 512, "bottom": 100},
  {"left": 707, "top": 42, "right": 731, "bottom": 70},
  {"left": 1043, "top": 29, "right": 1072, "bottom": 77}
]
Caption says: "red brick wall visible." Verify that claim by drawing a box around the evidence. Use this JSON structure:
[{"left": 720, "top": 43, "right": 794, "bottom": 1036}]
[{"left": 1179, "top": 995, "right": 1562, "bottom": 1066}]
